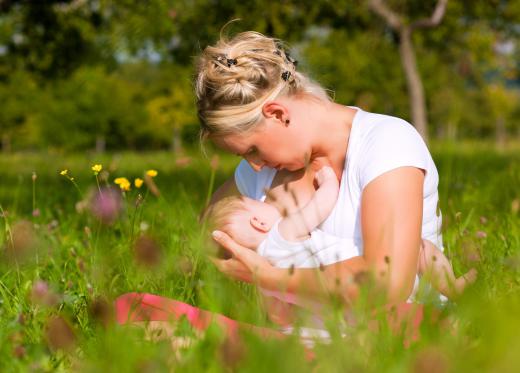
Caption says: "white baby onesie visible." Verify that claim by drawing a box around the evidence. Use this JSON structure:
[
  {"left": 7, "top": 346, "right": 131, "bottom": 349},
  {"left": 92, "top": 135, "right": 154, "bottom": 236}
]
[{"left": 257, "top": 219, "right": 361, "bottom": 269}]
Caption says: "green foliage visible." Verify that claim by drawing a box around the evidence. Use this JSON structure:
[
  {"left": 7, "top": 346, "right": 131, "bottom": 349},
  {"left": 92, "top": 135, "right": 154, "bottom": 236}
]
[
  {"left": 35, "top": 66, "right": 148, "bottom": 151},
  {"left": 304, "top": 29, "right": 407, "bottom": 116},
  {"left": 0, "top": 0, "right": 519, "bottom": 149}
]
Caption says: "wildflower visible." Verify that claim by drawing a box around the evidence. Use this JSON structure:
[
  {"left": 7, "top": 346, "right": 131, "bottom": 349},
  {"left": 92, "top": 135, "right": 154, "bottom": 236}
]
[
  {"left": 476, "top": 230, "right": 487, "bottom": 239},
  {"left": 120, "top": 181, "right": 131, "bottom": 191},
  {"left": 91, "top": 164, "right": 103, "bottom": 174},
  {"left": 60, "top": 170, "right": 68, "bottom": 176},
  {"left": 114, "top": 177, "right": 131, "bottom": 191},
  {"left": 140, "top": 221, "right": 149, "bottom": 231},
  {"left": 134, "top": 178, "right": 144, "bottom": 188},
  {"left": 90, "top": 187, "right": 123, "bottom": 225},
  {"left": 31, "top": 280, "right": 59, "bottom": 307},
  {"left": 5, "top": 220, "right": 38, "bottom": 263},
  {"left": 210, "top": 155, "right": 220, "bottom": 170},
  {"left": 146, "top": 169, "right": 158, "bottom": 177}
]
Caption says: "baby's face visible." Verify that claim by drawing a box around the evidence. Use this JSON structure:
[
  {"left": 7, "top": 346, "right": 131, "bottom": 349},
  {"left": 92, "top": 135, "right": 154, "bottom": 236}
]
[
  {"left": 226, "top": 197, "right": 281, "bottom": 249},
  {"left": 241, "top": 197, "right": 281, "bottom": 225}
]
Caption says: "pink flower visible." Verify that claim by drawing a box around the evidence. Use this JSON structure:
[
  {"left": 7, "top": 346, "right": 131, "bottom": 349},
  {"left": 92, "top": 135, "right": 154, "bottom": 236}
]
[{"left": 90, "top": 187, "right": 123, "bottom": 225}]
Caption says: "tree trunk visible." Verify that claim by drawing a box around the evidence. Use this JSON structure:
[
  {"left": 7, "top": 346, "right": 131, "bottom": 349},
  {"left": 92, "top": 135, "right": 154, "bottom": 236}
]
[
  {"left": 171, "top": 127, "right": 183, "bottom": 154},
  {"left": 399, "top": 26, "right": 429, "bottom": 143},
  {"left": 495, "top": 117, "right": 506, "bottom": 150},
  {"left": 95, "top": 135, "right": 106, "bottom": 153},
  {"left": 2, "top": 133, "right": 11, "bottom": 153}
]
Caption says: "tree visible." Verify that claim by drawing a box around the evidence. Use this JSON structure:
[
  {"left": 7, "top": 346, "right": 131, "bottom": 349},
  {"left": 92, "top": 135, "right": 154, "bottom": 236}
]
[
  {"left": 0, "top": 71, "right": 39, "bottom": 152},
  {"left": 368, "top": 0, "right": 449, "bottom": 142},
  {"left": 146, "top": 91, "right": 195, "bottom": 153}
]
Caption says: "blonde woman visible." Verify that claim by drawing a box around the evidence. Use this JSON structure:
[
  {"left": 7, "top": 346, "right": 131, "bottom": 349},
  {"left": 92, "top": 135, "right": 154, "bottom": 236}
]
[
  {"left": 197, "top": 31, "right": 448, "bottom": 305},
  {"left": 116, "top": 31, "right": 459, "bottom": 345}
]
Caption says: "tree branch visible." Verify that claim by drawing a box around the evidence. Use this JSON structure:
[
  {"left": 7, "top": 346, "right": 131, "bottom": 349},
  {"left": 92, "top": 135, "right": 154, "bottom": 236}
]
[
  {"left": 368, "top": 0, "right": 403, "bottom": 30},
  {"left": 411, "top": 0, "right": 449, "bottom": 29}
]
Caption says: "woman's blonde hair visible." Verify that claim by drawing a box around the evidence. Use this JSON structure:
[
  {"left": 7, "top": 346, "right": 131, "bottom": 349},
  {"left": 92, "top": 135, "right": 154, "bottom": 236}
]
[{"left": 195, "top": 31, "right": 330, "bottom": 139}]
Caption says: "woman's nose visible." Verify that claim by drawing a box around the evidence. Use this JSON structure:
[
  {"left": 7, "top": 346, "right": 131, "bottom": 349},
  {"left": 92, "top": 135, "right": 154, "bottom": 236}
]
[{"left": 246, "top": 157, "right": 264, "bottom": 172}]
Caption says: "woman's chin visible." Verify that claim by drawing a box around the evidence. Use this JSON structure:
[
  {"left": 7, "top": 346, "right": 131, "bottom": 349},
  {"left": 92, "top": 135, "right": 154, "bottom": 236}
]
[{"left": 285, "top": 164, "right": 306, "bottom": 172}]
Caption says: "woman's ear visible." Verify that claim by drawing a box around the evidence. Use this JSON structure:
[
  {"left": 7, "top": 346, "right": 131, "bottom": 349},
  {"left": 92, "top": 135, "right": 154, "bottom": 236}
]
[
  {"left": 262, "top": 102, "right": 289, "bottom": 126},
  {"left": 250, "top": 216, "right": 270, "bottom": 233}
]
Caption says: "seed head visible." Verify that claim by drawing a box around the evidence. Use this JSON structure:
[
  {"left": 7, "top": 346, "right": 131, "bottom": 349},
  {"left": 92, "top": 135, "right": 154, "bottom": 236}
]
[
  {"left": 44, "top": 316, "right": 76, "bottom": 352},
  {"left": 134, "top": 235, "right": 162, "bottom": 268}
]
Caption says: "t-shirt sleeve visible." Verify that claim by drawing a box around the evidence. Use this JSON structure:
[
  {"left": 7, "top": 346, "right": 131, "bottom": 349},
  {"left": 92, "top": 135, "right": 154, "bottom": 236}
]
[
  {"left": 234, "top": 160, "right": 276, "bottom": 200},
  {"left": 358, "top": 119, "right": 430, "bottom": 190}
]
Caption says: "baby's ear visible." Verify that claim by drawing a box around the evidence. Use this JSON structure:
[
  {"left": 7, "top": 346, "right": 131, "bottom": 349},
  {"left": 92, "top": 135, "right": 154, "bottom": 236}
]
[{"left": 250, "top": 216, "right": 270, "bottom": 233}]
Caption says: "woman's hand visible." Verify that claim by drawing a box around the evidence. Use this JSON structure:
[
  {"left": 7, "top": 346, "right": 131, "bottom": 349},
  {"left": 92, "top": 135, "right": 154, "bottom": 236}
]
[{"left": 211, "top": 230, "right": 279, "bottom": 286}]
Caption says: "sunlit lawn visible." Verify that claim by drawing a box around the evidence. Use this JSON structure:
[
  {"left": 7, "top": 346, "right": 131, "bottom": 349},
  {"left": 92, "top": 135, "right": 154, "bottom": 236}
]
[{"left": 1, "top": 143, "right": 519, "bottom": 372}]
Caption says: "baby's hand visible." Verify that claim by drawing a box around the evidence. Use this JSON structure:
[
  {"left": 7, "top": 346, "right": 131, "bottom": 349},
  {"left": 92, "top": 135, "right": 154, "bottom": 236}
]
[{"left": 314, "top": 166, "right": 337, "bottom": 187}]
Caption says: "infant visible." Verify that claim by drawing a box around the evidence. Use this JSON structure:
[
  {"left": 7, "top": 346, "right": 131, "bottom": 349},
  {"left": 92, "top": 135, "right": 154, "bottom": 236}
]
[{"left": 209, "top": 166, "right": 476, "bottom": 300}]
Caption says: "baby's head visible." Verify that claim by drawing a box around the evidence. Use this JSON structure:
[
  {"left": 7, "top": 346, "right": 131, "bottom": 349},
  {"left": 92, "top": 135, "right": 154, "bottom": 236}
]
[{"left": 208, "top": 196, "right": 281, "bottom": 249}]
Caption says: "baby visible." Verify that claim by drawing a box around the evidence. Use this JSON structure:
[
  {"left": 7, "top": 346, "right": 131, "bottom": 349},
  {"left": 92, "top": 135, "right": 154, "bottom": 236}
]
[{"left": 209, "top": 166, "right": 476, "bottom": 300}]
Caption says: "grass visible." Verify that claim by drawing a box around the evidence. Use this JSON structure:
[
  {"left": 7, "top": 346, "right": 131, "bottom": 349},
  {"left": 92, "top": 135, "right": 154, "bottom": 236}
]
[{"left": 0, "top": 144, "right": 519, "bottom": 372}]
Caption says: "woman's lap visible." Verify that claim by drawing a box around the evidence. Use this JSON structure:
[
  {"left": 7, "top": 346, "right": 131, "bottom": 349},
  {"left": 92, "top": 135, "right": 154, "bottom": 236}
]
[{"left": 114, "top": 292, "right": 425, "bottom": 345}]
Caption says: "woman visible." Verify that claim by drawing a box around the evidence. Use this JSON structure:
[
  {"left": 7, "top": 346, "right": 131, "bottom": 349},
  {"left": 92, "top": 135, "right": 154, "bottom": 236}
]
[
  {"left": 197, "top": 31, "right": 443, "bottom": 305},
  {"left": 115, "top": 30, "right": 440, "bottom": 343}
]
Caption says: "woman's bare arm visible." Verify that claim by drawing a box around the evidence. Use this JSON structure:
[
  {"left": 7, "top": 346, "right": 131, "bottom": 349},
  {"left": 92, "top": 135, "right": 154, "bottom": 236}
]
[{"left": 359, "top": 166, "right": 424, "bottom": 302}]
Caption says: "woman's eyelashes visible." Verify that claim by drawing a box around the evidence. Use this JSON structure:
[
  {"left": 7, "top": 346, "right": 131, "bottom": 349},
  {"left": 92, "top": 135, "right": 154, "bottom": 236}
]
[{"left": 244, "top": 146, "right": 257, "bottom": 156}]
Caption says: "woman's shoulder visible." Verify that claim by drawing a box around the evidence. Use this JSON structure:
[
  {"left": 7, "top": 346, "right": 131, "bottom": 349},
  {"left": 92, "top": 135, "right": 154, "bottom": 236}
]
[
  {"left": 354, "top": 109, "right": 419, "bottom": 139},
  {"left": 351, "top": 109, "right": 432, "bottom": 189}
]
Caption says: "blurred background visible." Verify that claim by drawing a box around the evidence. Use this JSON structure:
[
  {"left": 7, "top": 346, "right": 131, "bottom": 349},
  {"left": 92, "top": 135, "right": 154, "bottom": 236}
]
[
  {"left": 1, "top": 2, "right": 520, "bottom": 370},
  {"left": 0, "top": 0, "right": 519, "bottom": 154}
]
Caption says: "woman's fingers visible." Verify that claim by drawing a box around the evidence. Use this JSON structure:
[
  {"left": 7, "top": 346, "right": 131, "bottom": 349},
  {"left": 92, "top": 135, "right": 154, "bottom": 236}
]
[
  {"left": 212, "top": 230, "right": 242, "bottom": 258},
  {"left": 211, "top": 230, "right": 277, "bottom": 286},
  {"left": 211, "top": 257, "right": 254, "bottom": 283}
]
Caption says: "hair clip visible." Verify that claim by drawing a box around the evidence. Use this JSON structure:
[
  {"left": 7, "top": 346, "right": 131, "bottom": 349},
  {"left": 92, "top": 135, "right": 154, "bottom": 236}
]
[
  {"left": 281, "top": 71, "right": 292, "bottom": 81},
  {"left": 284, "top": 52, "right": 298, "bottom": 67},
  {"left": 226, "top": 58, "right": 237, "bottom": 67}
]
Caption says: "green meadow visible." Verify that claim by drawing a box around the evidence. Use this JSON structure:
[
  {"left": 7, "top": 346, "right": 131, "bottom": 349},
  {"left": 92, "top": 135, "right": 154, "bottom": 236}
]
[{"left": 1, "top": 144, "right": 519, "bottom": 372}]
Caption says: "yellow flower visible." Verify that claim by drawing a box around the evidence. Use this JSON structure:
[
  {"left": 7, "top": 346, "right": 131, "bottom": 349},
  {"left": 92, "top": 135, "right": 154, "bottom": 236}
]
[
  {"left": 91, "top": 164, "right": 103, "bottom": 174},
  {"left": 120, "top": 181, "right": 131, "bottom": 191},
  {"left": 146, "top": 169, "right": 158, "bottom": 178},
  {"left": 60, "top": 169, "right": 68, "bottom": 176},
  {"left": 114, "top": 177, "right": 131, "bottom": 191},
  {"left": 134, "top": 178, "right": 144, "bottom": 188}
]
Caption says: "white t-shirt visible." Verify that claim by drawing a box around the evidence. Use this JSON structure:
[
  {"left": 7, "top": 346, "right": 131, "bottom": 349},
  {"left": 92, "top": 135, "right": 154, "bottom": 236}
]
[
  {"left": 258, "top": 219, "right": 361, "bottom": 269},
  {"left": 235, "top": 107, "right": 443, "bottom": 253}
]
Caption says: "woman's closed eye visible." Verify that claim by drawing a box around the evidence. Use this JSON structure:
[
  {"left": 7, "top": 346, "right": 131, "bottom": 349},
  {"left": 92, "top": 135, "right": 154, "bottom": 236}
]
[{"left": 244, "top": 146, "right": 257, "bottom": 156}]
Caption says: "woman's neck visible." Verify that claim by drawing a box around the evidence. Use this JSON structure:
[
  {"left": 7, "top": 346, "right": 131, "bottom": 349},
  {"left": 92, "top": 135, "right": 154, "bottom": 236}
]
[{"left": 309, "top": 102, "right": 356, "bottom": 178}]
